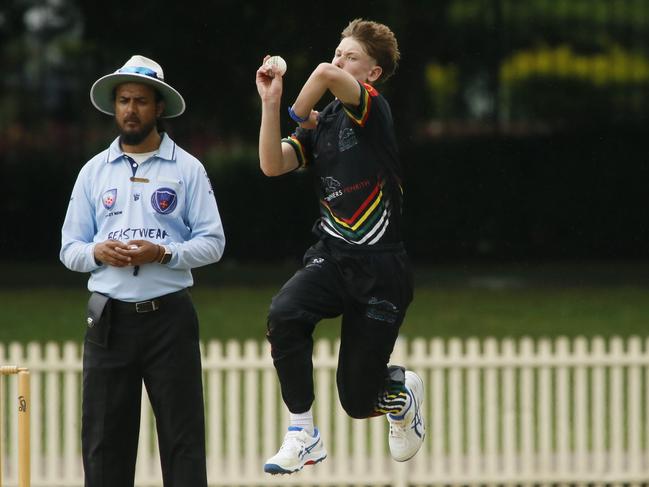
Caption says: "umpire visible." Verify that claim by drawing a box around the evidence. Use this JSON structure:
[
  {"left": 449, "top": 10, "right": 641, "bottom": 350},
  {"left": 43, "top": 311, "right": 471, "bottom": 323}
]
[{"left": 60, "top": 55, "right": 225, "bottom": 486}]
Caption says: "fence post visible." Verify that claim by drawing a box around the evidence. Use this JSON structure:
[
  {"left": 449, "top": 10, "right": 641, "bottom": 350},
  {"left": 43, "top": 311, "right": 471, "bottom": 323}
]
[
  {"left": 27, "top": 343, "right": 42, "bottom": 485},
  {"left": 448, "top": 338, "right": 463, "bottom": 478},
  {"left": 573, "top": 336, "right": 589, "bottom": 475},
  {"left": 627, "top": 336, "right": 642, "bottom": 476},
  {"left": 501, "top": 338, "right": 516, "bottom": 478},
  {"left": 484, "top": 337, "right": 498, "bottom": 478},
  {"left": 537, "top": 337, "right": 552, "bottom": 475},
  {"left": 519, "top": 337, "right": 535, "bottom": 477},
  {"left": 430, "top": 337, "right": 445, "bottom": 480},
  {"left": 225, "top": 340, "right": 241, "bottom": 481},
  {"left": 314, "top": 339, "right": 335, "bottom": 478},
  {"left": 591, "top": 336, "right": 606, "bottom": 476},
  {"left": 555, "top": 337, "right": 570, "bottom": 475},
  {"left": 390, "top": 337, "right": 408, "bottom": 487},
  {"left": 63, "top": 342, "right": 79, "bottom": 484},
  {"left": 411, "top": 337, "right": 429, "bottom": 482},
  {"left": 610, "top": 337, "right": 624, "bottom": 474},
  {"left": 206, "top": 340, "right": 224, "bottom": 482},
  {"left": 243, "top": 340, "right": 259, "bottom": 482}
]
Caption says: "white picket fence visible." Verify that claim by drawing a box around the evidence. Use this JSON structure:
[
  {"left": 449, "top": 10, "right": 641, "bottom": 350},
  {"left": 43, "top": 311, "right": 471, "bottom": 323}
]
[{"left": 1, "top": 336, "right": 649, "bottom": 487}]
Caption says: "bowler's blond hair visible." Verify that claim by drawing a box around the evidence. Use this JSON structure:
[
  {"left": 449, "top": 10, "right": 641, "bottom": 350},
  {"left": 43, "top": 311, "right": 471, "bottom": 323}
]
[{"left": 341, "top": 19, "right": 400, "bottom": 83}]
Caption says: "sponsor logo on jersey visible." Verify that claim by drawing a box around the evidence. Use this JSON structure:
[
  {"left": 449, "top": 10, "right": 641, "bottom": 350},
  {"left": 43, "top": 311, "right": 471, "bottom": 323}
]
[
  {"left": 107, "top": 228, "right": 169, "bottom": 241},
  {"left": 306, "top": 257, "right": 325, "bottom": 268},
  {"left": 343, "top": 179, "right": 370, "bottom": 193}
]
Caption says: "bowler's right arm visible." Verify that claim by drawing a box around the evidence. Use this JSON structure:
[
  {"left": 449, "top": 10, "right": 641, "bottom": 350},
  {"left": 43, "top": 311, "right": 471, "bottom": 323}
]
[{"left": 256, "top": 57, "right": 300, "bottom": 177}]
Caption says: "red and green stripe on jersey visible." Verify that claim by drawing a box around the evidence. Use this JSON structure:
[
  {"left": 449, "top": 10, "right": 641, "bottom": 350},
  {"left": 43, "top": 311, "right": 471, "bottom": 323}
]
[
  {"left": 320, "top": 177, "right": 397, "bottom": 245},
  {"left": 280, "top": 80, "right": 404, "bottom": 246},
  {"left": 281, "top": 82, "right": 378, "bottom": 168},
  {"left": 342, "top": 82, "right": 377, "bottom": 128}
]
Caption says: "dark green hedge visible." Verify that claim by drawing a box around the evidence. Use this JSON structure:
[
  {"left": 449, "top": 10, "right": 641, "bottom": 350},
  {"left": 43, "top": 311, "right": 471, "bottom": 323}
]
[{"left": 4, "top": 128, "right": 647, "bottom": 263}]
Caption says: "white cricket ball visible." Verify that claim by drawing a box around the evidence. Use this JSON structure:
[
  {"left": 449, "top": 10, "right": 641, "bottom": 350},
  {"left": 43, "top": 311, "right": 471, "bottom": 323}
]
[{"left": 265, "top": 55, "right": 287, "bottom": 76}]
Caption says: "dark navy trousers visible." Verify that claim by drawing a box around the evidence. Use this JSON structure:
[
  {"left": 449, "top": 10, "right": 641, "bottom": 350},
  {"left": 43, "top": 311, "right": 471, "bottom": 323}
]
[{"left": 81, "top": 290, "right": 207, "bottom": 487}]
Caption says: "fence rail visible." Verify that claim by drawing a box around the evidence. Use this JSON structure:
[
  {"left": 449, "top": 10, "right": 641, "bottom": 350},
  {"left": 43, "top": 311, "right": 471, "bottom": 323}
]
[{"left": 1, "top": 336, "right": 648, "bottom": 487}]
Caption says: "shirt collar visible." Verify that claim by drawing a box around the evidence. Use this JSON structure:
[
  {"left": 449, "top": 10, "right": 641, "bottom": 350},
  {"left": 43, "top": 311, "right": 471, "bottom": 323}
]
[{"left": 106, "top": 132, "right": 177, "bottom": 163}]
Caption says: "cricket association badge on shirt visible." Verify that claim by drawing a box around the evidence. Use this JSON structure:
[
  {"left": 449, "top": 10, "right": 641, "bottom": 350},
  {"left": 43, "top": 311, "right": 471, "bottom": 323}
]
[
  {"left": 102, "top": 189, "right": 117, "bottom": 210},
  {"left": 151, "top": 187, "right": 178, "bottom": 214}
]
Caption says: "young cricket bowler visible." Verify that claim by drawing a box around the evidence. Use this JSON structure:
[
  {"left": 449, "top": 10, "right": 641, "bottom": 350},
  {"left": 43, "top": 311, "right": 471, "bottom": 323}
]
[{"left": 255, "top": 18, "right": 425, "bottom": 474}]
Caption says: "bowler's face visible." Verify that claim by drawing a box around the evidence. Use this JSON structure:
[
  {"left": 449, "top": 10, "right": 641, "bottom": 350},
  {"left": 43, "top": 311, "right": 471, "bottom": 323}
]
[
  {"left": 332, "top": 37, "right": 379, "bottom": 83},
  {"left": 114, "top": 83, "right": 163, "bottom": 145}
]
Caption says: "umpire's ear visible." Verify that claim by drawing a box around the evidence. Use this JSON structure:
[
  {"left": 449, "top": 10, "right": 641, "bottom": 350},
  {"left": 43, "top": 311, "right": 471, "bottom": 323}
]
[{"left": 156, "top": 100, "right": 165, "bottom": 118}]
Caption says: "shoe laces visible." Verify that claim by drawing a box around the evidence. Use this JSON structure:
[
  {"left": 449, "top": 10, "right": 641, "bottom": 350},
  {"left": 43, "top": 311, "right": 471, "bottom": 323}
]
[
  {"left": 279, "top": 429, "right": 309, "bottom": 454},
  {"left": 388, "top": 407, "right": 411, "bottom": 437},
  {"left": 388, "top": 389, "right": 414, "bottom": 438},
  {"left": 389, "top": 418, "right": 407, "bottom": 437}
]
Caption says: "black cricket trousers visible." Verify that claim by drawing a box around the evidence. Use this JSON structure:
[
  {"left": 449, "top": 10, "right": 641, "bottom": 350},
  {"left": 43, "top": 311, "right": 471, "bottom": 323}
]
[
  {"left": 82, "top": 289, "right": 207, "bottom": 487},
  {"left": 266, "top": 239, "right": 414, "bottom": 419}
]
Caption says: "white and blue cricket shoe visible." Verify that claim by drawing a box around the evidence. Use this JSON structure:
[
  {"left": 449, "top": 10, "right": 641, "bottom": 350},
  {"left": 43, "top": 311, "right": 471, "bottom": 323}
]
[
  {"left": 387, "top": 370, "right": 426, "bottom": 462},
  {"left": 263, "top": 426, "right": 327, "bottom": 474}
]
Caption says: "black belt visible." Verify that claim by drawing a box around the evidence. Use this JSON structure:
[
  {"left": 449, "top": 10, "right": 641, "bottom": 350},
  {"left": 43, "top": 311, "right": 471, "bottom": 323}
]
[{"left": 110, "top": 289, "right": 188, "bottom": 314}]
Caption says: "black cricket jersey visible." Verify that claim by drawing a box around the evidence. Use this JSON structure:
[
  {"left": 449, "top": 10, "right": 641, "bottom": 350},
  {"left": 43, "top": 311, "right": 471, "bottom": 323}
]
[{"left": 283, "top": 81, "right": 404, "bottom": 247}]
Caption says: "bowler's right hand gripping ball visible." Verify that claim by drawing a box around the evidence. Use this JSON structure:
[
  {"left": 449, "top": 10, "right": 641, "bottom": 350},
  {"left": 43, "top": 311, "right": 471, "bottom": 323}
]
[{"left": 265, "top": 55, "right": 287, "bottom": 76}]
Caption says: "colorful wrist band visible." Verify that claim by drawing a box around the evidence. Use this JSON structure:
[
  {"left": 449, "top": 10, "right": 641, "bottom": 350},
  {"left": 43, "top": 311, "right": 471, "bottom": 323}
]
[{"left": 288, "top": 106, "right": 309, "bottom": 123}]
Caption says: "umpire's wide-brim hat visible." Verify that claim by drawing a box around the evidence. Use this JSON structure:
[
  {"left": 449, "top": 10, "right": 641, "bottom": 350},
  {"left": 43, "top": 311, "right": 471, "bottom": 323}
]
[{"left": 90, "top": 55, "right": 185, "bottom": 118}]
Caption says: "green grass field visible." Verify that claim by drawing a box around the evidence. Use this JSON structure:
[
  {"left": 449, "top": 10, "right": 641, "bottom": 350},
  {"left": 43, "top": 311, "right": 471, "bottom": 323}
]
[{"left": 1, "top": 259, "right": 648, "bottom": 344}]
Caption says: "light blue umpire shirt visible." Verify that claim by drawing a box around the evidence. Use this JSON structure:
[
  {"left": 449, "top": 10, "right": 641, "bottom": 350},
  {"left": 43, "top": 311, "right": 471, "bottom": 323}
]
[{"left": 60, "top": 133, "right": 225, "bottom": 302}]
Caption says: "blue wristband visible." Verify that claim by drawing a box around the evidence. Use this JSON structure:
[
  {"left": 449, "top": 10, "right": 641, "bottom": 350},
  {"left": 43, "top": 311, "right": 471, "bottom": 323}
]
[{"left": 288, "top": 106, "right": 309, "bottom": 123}]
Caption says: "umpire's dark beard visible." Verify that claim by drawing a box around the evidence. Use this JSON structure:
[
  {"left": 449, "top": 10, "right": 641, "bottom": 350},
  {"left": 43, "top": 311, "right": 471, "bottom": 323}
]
[{"left": 118, "top": 118, "right": 158, "bottom": 146}]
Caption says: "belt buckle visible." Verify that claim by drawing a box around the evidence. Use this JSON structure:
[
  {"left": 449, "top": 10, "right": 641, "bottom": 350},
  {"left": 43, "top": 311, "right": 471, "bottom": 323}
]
[{"left": 135, "top": 300, "right": 159, "bottom": 313}]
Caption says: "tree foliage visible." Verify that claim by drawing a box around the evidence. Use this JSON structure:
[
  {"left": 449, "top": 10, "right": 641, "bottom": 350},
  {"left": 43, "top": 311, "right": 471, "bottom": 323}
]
[{"left": 2, "top": 0, "right": 649, "bottom": 261}]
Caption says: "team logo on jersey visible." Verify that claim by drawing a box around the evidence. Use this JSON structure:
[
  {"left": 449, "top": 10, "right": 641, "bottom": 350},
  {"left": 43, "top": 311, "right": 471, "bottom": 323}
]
[
  {"left": 151, "top": 187, "right": 177, "bottom": 214},
  {"left": 338, "top": 127, "right": 358, "bottom": 152},
  {"left": 321, "top": 176, "right": 343, "bottom": 202},
  {"left": 102, "top": 189, "right": 117, "bottom": 210},
  {"left": 321, "top": 176, "right": 342, "bottom": 193}
]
